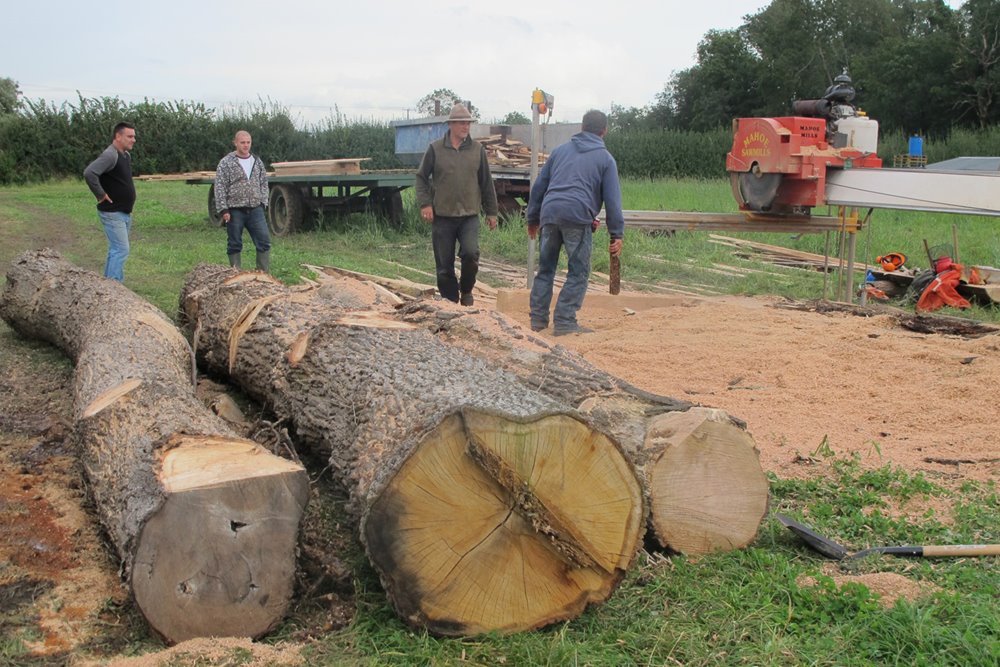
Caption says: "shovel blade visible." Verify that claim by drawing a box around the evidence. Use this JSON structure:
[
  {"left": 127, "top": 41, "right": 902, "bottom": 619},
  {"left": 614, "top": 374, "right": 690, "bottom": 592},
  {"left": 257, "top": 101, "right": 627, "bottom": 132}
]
[{"left": 777, "top": 514, "right": 851, "bottom": 560}]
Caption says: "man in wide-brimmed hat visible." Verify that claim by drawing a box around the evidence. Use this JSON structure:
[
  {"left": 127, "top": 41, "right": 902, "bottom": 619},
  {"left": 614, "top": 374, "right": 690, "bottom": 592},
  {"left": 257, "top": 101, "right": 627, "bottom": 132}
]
[{"left": 415, "top": 103, "right": 498, "bottom": 306}]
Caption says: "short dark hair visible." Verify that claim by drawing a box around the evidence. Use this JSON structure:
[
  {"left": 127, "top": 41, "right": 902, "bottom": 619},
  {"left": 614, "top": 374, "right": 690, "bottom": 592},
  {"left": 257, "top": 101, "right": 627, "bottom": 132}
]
[
  {"left": 581, "top": 110, "right": 608, "bottom": 134},
  {"left": 113, "top": 121, "right": 135, "bottom": 138}
]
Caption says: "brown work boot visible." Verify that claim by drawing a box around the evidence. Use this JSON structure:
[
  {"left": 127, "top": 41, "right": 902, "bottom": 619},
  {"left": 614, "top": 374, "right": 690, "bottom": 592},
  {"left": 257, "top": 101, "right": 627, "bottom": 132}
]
[{"left": 460, "top": 292, "right": 474, "bottom": 306}]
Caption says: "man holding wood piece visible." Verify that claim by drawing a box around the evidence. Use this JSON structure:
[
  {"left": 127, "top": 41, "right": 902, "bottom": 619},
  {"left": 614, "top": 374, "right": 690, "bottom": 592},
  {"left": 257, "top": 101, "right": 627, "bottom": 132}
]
[
  {"left": 415, "top": 103, "right": 498, "bottom": 306},
  {"left": 214, "top": 130, "right": 271, "bottom": 272},
  {"left": 526, "top": 110, "right": 624, "bottom": 335}
]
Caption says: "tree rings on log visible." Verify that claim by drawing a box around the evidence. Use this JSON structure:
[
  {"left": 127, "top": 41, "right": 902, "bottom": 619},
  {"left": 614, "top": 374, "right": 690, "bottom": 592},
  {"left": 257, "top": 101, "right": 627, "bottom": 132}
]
[{"left": 363, "top": 408, "right": 643, "bottom": 636}]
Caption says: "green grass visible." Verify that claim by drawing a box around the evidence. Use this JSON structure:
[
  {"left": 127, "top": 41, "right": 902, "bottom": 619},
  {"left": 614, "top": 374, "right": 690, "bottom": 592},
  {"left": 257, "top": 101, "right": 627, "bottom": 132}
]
[
  {"left": 287, "top": 455, "right": 997, "bottom": 667},
  {"left": 0, "top": 179, "right": 998, "bottom": 666}
]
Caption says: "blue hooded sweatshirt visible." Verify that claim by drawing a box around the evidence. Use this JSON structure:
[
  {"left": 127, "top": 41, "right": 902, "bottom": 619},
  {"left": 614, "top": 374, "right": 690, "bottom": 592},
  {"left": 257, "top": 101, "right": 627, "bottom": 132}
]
[{"left": 525, "top": 130, "right": 625, "bottom": 240}]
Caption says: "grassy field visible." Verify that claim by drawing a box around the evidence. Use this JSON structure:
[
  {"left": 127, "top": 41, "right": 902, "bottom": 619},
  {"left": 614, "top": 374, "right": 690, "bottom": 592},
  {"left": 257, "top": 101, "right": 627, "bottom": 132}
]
[
  {"left": 0, "top": 179, "right": 998, "bottom": 666},
  {"left": 3, "top": 177, "right": 999, "bottom": 323}
]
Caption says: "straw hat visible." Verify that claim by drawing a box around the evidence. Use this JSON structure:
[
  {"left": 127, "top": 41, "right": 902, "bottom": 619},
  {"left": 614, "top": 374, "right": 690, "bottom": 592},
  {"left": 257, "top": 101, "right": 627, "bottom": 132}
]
[{"left": 447, "top": 104, "right": 474, "bottom": 122}]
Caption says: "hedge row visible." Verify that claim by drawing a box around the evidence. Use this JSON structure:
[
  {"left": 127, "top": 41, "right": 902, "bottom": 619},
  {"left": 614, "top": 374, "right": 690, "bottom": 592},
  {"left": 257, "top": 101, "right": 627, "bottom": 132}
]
[
  {"left": 0, "top": 97, "right": 401, "bottom": 184},
  {"left": 4, "top": 96, "right": 1000, "bottom": 184}
]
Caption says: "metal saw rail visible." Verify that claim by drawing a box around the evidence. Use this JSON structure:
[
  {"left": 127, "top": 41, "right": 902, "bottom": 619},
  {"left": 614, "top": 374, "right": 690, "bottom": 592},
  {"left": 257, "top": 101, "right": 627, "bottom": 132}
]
[{"left": 826, "top": 168, "right": 1000, "bottom": 216}]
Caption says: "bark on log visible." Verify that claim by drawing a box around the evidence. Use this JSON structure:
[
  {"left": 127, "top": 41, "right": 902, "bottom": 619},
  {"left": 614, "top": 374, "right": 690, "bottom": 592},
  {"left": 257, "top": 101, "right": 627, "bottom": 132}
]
[
  {"left": 391, "top": 297, "right": 769, "bottom": 555},
  {"left": 179, "top": 264, "right": 645, "bottom": 636},
  {"left": 0, "top": 249, "right": 309, "bottom": 643}
]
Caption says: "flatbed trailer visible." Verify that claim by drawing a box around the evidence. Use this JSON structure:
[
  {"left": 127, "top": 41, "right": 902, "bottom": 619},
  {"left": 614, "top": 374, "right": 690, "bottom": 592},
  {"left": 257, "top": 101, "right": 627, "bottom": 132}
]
[
  {"left": 187, "top": 170, "right": 415, "bottom": 236},
  {"left": 188, "top": 166, "right": 532, "bottom": 235}
]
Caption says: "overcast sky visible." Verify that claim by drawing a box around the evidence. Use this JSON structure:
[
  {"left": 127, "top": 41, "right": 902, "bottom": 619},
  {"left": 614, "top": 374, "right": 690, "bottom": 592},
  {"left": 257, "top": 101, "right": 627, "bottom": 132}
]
[{"left": 2, "top": 0, "right": 965, "bottom": 126}]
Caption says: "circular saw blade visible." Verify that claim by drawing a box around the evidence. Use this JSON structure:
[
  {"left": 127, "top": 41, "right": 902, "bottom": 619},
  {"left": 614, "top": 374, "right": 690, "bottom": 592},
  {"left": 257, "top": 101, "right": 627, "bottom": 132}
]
[{"left": 733, "top": 171, "right": 782, "bottom": 212}]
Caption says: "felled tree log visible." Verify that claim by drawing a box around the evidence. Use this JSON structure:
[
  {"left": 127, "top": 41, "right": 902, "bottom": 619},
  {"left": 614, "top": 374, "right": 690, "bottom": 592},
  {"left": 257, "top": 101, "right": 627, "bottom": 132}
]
[
  {"left": 180, "top": 264, "right": 645, "bottom": 636},
  {"left": 0, "top": 249, "right": 309, "bottom": 644},
  {"left": 392, "top": 298, "right": 769, "bottom": 556}
]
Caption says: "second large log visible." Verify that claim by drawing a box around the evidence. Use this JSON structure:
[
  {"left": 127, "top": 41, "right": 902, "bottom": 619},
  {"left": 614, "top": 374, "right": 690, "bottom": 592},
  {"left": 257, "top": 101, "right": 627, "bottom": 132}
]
[{"left": 180, "top": 265, "right": 645, "bottom": 636}]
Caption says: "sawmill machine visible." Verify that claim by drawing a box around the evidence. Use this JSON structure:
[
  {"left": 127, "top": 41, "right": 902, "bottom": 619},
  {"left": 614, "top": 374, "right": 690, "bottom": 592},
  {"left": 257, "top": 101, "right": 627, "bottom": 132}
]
[
  {"left": 726, "top": 70, "right": 1000, "bottom": 219},
  {"left": 726, "top": 70, "right": 882, "bottom": 215}
]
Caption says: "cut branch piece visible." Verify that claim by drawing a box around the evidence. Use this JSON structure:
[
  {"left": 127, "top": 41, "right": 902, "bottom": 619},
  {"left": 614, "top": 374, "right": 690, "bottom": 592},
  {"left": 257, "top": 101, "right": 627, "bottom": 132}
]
[
  {"left": 0, "top": 249, "right": 309, "bottom": 644},
  {"left": 180, "top": 264, "right": 645, "bottom": 635}
]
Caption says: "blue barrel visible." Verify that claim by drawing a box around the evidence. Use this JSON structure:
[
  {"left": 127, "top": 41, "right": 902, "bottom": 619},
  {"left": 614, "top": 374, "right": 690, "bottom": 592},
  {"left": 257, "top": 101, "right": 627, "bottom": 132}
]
[{"left": 908, "top": 135, "right": 924, "bottom": 157}]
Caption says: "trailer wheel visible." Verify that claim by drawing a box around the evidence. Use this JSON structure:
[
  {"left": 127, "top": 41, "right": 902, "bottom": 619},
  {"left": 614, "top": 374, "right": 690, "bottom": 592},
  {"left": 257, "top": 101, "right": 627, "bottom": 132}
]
[
  {"left": 268, "top": 184, "right": 304, "bottom": 236},
  {"left": 369, "top": 188, "right": 405, "bottom": 227},
  {"left": 207, "top": 185, "right": 223, "bottom": 227}
]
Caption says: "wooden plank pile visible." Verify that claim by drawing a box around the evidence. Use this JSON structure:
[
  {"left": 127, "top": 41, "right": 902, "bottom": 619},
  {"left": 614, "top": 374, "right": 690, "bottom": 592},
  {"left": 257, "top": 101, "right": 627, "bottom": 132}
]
[
  {"left": 270, "top": 158, "right": 370, "bottom": 176},
  {"left": 135, "top": 171, "right": 217, "bottom": 181},
  {"left": 477, "top": 134, "right": 547, "bottom": 167}
]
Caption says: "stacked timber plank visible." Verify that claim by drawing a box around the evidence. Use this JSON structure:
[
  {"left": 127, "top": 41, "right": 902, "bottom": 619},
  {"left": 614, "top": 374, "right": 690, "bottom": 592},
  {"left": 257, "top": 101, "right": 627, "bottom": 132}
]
[
  {"left": 270, "top": 158, "right": 370, "bottom": 176},
  {"left": 135, "top": 171, "right": 218, "bottom": 181},
  {"left": 477, "top": 134, "right": 547, "bottom": 167}
]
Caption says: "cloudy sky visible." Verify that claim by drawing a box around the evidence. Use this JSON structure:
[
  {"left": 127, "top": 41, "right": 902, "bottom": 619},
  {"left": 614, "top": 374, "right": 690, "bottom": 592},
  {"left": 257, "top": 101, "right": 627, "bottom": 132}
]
[{"left": 2, "top": 0, "right": 964, "bottom": 126}]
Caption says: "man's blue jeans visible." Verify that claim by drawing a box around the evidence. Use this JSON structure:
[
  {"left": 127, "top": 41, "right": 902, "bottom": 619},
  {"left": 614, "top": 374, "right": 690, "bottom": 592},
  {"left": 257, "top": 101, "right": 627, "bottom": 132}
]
[
  {"left": 98, "top": 210, "right": 132, "bottom": 282},
  {"left": 226, "top": 205, "right": 271, "bottom": 256},
  {"left": 529, "top": 223, "right": 593, "bottom": 331},
  {"left": 431, "top": 215, "right": 480, "bottom": 302}
]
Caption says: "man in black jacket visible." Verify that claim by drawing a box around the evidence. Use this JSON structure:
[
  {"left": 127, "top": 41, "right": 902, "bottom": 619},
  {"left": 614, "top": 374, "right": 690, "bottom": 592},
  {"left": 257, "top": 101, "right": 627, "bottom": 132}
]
[{"left": 84, "top": 122, "right": 137, "bottom": 282}]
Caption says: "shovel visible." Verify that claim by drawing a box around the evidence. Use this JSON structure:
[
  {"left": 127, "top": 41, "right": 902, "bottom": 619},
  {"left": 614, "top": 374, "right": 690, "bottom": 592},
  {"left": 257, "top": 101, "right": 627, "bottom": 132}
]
[{"left": 776, "top": 514, "right": 1000, "bottom": 561}]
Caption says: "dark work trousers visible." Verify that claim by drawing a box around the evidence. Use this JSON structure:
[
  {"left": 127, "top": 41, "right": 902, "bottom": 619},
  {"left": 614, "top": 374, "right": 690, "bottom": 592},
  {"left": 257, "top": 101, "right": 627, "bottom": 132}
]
[
  {"left": 431, "top": 214, "right": 480, "bottom": 302},
  {"left": 226, "top": 205, "right": 271, "bottom": 255}
]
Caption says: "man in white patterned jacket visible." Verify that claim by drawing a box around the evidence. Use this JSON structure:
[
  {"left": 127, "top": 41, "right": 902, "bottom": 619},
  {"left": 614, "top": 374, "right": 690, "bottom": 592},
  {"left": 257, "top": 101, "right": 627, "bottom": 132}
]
[{"left": 214, "top": 130, "right": 271, "bottom": 272}]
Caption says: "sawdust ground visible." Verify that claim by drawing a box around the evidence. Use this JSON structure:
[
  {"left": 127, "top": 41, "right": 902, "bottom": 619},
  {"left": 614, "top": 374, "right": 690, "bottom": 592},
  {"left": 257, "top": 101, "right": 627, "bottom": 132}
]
[{"left": 500, "top": 291, "right": 999, "bottom": 486}]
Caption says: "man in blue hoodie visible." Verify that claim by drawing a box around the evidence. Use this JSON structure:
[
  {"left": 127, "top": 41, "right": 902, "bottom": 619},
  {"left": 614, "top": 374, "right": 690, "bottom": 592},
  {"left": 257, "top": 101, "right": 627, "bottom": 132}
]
[{"left": 526, "top": 110, "right": 624, "bottom": 336}]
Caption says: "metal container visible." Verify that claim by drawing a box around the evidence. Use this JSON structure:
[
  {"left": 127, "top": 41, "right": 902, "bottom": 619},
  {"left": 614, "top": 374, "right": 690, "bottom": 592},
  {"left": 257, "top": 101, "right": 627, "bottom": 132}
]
[{"left": 390, "top": 116, "right": 450, "bottom": 167}]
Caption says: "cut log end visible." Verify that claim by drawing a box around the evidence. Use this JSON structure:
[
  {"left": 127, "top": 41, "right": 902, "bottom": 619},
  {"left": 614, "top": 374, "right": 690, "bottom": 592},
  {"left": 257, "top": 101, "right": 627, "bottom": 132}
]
[
  {"left": 363, "top": 409, "right": 643, "bottom": 636},
  {"left": 646, "top": 409, "right": 769, "bottom": 555},
  {"left": 132, "top": 437, "right": 309, "bottom": 643}
]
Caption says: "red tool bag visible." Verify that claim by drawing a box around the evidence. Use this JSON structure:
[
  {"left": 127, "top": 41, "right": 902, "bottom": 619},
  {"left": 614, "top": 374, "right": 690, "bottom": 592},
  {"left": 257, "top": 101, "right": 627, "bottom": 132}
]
[{"left": 916, "top": 264, "right": 971, "bottom": 312}]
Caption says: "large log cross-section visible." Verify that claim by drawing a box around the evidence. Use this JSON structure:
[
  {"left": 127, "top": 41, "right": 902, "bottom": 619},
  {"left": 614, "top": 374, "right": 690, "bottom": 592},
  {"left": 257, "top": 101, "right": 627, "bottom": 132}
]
[
  {"left": 180, "top": 264, "right": 645, "bottom": 636},
  {"left": 392, "top": 297, "right": 770, "bottom": 556},
  {"left": 0, "top": 250, "right": 308, "bottom": 643}
]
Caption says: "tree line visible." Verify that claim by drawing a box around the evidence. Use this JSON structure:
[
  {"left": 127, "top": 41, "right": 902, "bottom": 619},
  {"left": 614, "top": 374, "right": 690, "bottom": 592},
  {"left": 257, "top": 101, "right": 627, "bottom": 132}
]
[
  {"left": 6, "top": 93, "right": 1000, "bottom": 185},
  {"left": 612, "top": 0, "right": 1000, "bottom": 137}
]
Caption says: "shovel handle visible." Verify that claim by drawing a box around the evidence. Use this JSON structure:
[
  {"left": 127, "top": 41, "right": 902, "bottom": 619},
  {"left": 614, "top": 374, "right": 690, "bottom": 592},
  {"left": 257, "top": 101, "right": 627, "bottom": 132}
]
[{"left": 922, "top": 544, "right": 1000, "bottom": 557}]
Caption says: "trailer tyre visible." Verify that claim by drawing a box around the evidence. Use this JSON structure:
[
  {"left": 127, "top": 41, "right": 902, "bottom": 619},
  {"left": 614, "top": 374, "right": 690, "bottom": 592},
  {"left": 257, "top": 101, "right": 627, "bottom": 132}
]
[
  {"left": 207, "top": 185, "right": 223, "bottom": 227},
  {"left": 268, "top": 184, "right": 304, "bottom": 236},
  {"left": 369, "top": 188, "right": 405, "bottom": 227}
]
